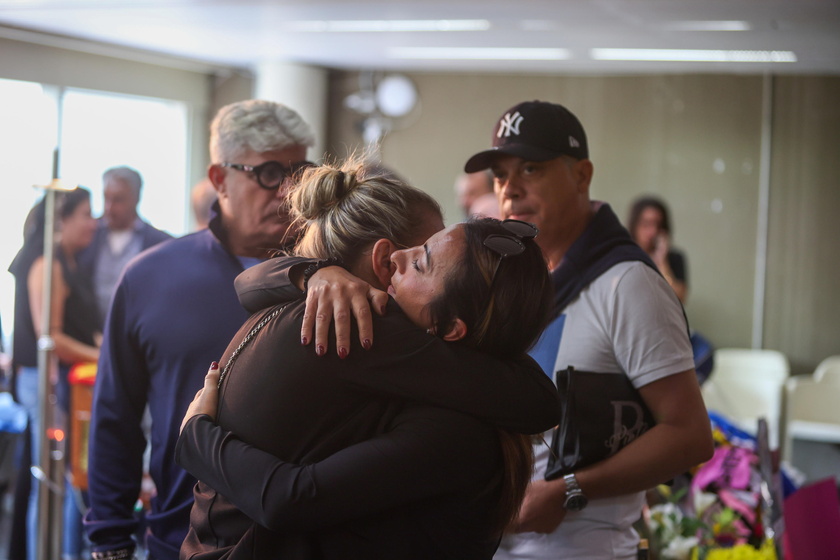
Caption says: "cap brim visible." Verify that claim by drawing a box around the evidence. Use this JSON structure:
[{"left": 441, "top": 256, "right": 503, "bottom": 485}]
[{"left": 463, "top": 144, "right": 562, "bottom": 173}]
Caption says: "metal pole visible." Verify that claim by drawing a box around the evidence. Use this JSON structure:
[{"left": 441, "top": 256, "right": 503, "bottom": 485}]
[
  {"left": 34, "top": 183, "right": 62, "bottom": 560},
  {"left": 34, "top": 142, "right": 69, "bottom": 559},
  {"left": 751, "top": 72, "right": 773, "bottom": 349}
]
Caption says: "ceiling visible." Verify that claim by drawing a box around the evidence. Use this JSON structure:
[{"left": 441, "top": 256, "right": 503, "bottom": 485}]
[{"left": 1, "top": 0, "right": 839, "bottom": 76}]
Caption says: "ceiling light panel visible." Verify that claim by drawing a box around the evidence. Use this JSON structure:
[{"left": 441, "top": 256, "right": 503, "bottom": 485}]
[
  {"left": 591, "top": 49, "right": 797, "bottom": 63},
  {"left": 663, "top": 21, "right": 752, "bottom": 31},
  {"left": 388, "top": 47, "right": 571, "bottom": 60},
  {"left": 287, "top": 20, "right": 490, "bottom": 32}
]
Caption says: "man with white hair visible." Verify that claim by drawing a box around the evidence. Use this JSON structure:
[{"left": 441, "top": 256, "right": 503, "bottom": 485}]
[
  {"left": 79, "top": 166, "right": 172, "bottom": 327},
  {"left": 85, "top": 100, "right": 316, "bottom": 560}
]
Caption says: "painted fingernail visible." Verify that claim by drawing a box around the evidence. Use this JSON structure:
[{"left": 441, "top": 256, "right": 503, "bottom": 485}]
[
  {"left": 210, "top": 361, "right": 219, "bottom": 370},
  {"left": 338, "top": 347, "right": 348, "bottom": 360},
  {"left": 316, "top": 344, "right": 325, "bottom": 357},
  {"left": 301, "top": 336, "right": 308, "bottom": 346},
  {"left": 363, "top": 339, "right": 372, "bottom": 350}
]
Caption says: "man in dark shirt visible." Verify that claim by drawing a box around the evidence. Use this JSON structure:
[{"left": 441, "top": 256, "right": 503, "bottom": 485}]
[{"left": 84, "top": 100, "right": 316, "bottom": 560}]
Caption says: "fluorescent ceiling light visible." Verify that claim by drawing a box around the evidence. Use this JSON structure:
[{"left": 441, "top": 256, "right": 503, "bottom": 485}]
[
  {"left": 519, "top": 20, "right": 558, "bottom": 31},
  {"left": 389, "top": 47, "right": 570, "bottom": 60},
  {"left": 591, "top": 49, "right": 797, "bottom": 63},
  {"left": 288, "top": 20, "right": 490, "bottom": 32},
  {"left": 663, "top": 21, "right": 751, "bottom": 31}
]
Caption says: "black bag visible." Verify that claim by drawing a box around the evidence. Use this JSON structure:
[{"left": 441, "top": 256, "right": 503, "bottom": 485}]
[{"left": 544, "top": 366, "right": 656, "bottom": 480}]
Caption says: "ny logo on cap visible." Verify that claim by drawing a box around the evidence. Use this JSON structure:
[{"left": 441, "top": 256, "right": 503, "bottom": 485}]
[{"left": 497, "top": 111, "right": 524, "bottom": 138}]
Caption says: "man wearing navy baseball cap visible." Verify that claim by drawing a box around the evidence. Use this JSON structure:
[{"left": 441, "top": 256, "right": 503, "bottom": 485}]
[{"left": 465, "top": 101, "right": 713, "bottom": 559}]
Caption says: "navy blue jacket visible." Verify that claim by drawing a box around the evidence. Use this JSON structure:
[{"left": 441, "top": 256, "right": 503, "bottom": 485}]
[{"left": 85, "top": 214, "right": 250, "bottom": 560}]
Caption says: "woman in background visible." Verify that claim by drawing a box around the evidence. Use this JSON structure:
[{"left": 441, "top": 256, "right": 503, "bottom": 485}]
[
  {"left": 627, "top": 195, "right": 715, "bottom": 383},
  {"left": 9, "top": 187, "right": 99, "bottom": 560},
  {"left": 627, "top": 195, "right": 688, "bottom": 303}
]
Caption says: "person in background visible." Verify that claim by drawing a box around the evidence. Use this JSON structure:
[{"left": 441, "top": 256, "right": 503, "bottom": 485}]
[
  {"left": 5, "top": 203, "right": 43, "bottom": 560},
  {"left": 627, "top": 195, "right": 715, "bottom": 384},
  {"left": 454, "top": 169, "right": 494, "bottom": 217},
  {"left": 627, "top": 195, "right": 688, "bottom": 304},
  {"left": 1, "top": 275, "right": 29, "bottom": 560},
  {"left": 9, "top": 187, "right": 100, "bottom": 560},
  {"left": 463, "top": 100, "right": 713, "bottom": 560},
  {"left": 78, "top": 166, "right": 172, "bottom": 328},
  {"left": 84, "top": 100, "right": 316, "bottom": 560},
  {"left": 190, "top": 177, "right": 217, "bottom": 231},
  {"left": 469, "top": 191, "right": 502, "bottom": 219}
]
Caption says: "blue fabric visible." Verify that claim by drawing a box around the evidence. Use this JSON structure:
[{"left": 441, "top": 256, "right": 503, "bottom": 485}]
[
  {"left": 15, "top": 367, "right": 38, "bottom": 560},
  {"left": 63, "top": 479, "right": 87, "bottom": 558},
  {"left": 690, "top": 331, "right": 715, "bottom": 385},
  {"left": 529, "top": 314, "right": 566, "bottom": 379},
  {"left": 236, "top": 255, "right": 263, "bottom": 270},
  {"left": 708, "top": 410, "right": 756, "bottom": 444},
  {"left": 19, "top": 365, "right": 88, "bottom": 559},
  {"left": 0, "top": 391, "right": 27, "bottom": 434},
  {"left": 85, "top": 221, "right": 252, "bottom": 559}
]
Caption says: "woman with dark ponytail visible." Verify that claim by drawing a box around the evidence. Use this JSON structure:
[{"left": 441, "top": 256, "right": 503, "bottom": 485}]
[
  {"left": 9, "top": 187, "right": 99, "bottom": 560},
  {"left": 177, "top": 156, "right": 555, "bottom": 559}
]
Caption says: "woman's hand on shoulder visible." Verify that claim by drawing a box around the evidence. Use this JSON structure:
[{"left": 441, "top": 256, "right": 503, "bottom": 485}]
[
  {"left": 180, "top": 362, "right": 221, "bottom": 435},
  {"left": 302, "top": 266, "right": 389, "bottom": 358}
]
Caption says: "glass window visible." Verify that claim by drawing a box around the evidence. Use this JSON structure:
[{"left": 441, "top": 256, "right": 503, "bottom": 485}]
[
  {"left": 60, "top": 88, "right": 189, "bottom": 236},
  {"left": 0, "top": 78, "right": 57, "bottom": 351},
  {"left": 1, "top": 80, "right": 190, "bottom": 354}
]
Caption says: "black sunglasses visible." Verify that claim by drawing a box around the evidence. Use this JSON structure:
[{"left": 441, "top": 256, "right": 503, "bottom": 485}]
[
  {"left": 482, "top": 219, "right": 539, "bottom": 287},
  {"left": 484, "top": 220, "right": 540, "bottom": 316},
  {"left": 221, "top": 160, "right": 315, "bottom": 190}
]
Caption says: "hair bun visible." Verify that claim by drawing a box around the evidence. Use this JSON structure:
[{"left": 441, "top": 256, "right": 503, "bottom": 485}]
[
  {"left": 288, "top": 152, "right": 442, "bottom": 263},
  {"left": 337, "top": 169, "right": 360, "bottom": 194},
  {"left": 290, "top": 166, "right": 356, "bottom": 221}
]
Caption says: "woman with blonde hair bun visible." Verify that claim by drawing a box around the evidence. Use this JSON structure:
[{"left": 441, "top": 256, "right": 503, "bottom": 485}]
[
  {"left": 289, "top": 158, "right": 441, "bottom": 266},
  {"left": 177, "top": 156, "right": 557, "bottom": 559}
]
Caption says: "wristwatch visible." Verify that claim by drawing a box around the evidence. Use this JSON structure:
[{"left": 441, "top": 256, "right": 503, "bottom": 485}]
[{"left": 562, "top": 473, "right": 588, "bottom": 512}]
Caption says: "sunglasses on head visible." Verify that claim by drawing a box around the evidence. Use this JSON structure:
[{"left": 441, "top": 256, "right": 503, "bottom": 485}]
[
  {"left": 482, "top": 219, "right": 539, "bottom": 286},
  {"left": 483, "top": 219, "right": 538, "bottom": 258},
  {"left": 221, "top": 160, "right": 316, "bottom": 190}
]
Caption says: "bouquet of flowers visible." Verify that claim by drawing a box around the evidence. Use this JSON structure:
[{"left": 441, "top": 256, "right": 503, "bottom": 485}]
[{"left": 643, "top": 414, "right": 784, "bottom": 560}]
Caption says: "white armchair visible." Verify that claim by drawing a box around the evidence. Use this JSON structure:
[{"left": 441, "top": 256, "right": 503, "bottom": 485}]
[
  {"left": 701, "top": 348, "right": 790, "bottom": 449},
  {"left": 783, "top": 355, "right": 840, "bottom": 462}
]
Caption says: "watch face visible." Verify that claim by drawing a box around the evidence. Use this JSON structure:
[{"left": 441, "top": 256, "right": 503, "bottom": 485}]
[{"left": 565, "top": 493, "right": 588, "bottom": 512}]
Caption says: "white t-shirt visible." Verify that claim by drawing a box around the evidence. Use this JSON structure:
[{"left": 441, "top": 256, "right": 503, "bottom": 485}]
[{"left": 496, "top": 261, "right": 694, "bottom": 560}]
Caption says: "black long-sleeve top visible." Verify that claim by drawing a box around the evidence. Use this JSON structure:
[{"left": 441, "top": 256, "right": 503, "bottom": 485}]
[
  {"left": 179, "top": 404, "right": 503, "bottom": 559},
  {"left": 176, "top": 257, "right": 560, "bottom": 559}
]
